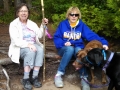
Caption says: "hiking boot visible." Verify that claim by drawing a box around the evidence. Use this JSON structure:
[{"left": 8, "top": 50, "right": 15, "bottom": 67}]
[
  {"left": 31, "top": 76, "right": 42, "bottom": 88},
  {"left": 54, "top": 76, "right": 64, "bottom": 88},
  {"left": 81, "top": 78, "right": 90, "bottom": 90},
  {"left": 21, "top": 78, "right": 32, "bottom": 90}
]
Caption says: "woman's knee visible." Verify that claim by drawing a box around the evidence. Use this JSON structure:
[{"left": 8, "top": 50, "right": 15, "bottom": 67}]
[
  {"left": 65, "top": 46, "right": 74, "bottom": 53},
  {"left": 37, "top": 47, "right": 44, "bottom": 53},
  {"left": 25, "top": 51, "right": 36, "bottom": 57},
  {"left": 35, "top": 45, "right": 44, "bottom": 53},
  {"left": 20, "top": 48, "right": 35, "bottom": 58}
]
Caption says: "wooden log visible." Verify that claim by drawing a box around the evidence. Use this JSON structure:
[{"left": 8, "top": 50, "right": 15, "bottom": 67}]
[
  {"left": 0, "top": 50, "right": 8, "bottom": 54},
  {"left": 0, "top": 47, "right": 8, "bottom": 50},
  {"left": 0, "top": 65, "right": 10, "bottom": 90},
  {"left": 45, "top": 52, "right": 61, "bottom": 59},
  {"left": 2, "top": 67, "right": 10, "bottom": 90},
  {"left": 0, "top": 49, "right": 59, "bottom": 59},
  {"left": 0, "top": 45, "right": 55, "bottom": 50},
  {"left": 0, "top": 58, "right": 13, "bottom": 65},
  {"left": 0, "top": 52, "right": 60, "bottom": 65}
]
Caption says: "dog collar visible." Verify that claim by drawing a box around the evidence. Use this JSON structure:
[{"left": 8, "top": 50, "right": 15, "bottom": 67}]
[
  {"left": 86, "top": 57, "right": 94, "bottom": 65},
  {"left": 86, "top": 56, "right": 101, "bottom": 66},
  {"left": 102, "top": 50, "right": 106, "bottom": 60},
  {"left": 76, "top": 59, "right": 84, "bottom": 65}
]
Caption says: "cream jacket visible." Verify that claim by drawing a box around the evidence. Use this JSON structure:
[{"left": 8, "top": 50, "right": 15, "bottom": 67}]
[{"left": 8, "top": 17, "right": 44, "bottom": 63}]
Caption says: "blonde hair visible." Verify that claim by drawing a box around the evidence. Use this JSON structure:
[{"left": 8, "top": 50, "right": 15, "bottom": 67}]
[{"left": 66, "top": 6, "right": 81, "bottom": 19}]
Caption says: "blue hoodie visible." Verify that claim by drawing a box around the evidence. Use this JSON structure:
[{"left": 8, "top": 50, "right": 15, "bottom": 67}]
[{"left": 53, "top": 19, "right": 108, "bottom": 49}]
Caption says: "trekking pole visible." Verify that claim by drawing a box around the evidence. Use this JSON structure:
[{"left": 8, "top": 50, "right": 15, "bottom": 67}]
[{"left": 41, "top": 0, "right": 46, "bottom": 82}]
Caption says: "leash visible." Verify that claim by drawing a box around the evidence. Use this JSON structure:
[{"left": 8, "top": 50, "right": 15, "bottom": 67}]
[
  {"left": 81, "top": 67, "right": 110, "bottom": 88},
  {"left": 44, "top": 25, "right": 52, "bottom": 39},
  {"left": 81, "top": 76, "right": 110, "bottom": 88},
  {"left": 102, "top": 52, "right": 114, "bottom": 72}
]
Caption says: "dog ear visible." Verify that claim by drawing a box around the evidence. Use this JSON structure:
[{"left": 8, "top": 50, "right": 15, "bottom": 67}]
[
  {"left": 77, "top": 49, "right": 84, "bottom": 56},
  {"left": 87, "top": 48, "right": 103, "bottom": 65},
  {"left": 77, "top": 50, "right": 87, "bottom": 62},
  {"left": 94, "top": 54, "right": 103, "bottom": 65}
]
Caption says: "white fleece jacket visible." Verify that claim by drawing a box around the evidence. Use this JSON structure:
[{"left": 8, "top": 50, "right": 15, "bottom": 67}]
[{"left": 8, "top": 17, "right": 44, "bottom": 63}]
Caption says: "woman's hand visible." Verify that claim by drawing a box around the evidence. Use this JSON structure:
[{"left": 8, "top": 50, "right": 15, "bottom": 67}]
[
  {"left": 28, "top": 43, "right": 37, "bottom": 52},
  {"left": 103, "top": 45, "right": 109, "bottom": 50},
  {"left": 42, "top": 18, "right": 48, "bottom": 25},
  {"left": 65, "top": 42, "right": 71, "bottom": 46}
]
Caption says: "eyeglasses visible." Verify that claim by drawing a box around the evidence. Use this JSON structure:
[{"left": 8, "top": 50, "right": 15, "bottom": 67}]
[
  {"left": 69, "top": 13, "right": 79, "bottom": 17},
  {"left": 19, "top": 10, "right": 28, "bottom": 13}
]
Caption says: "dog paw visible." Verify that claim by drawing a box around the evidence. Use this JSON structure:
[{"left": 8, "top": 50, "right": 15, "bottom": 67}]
[
  {"left": 90, "top": 79, "right": 94, "bottom": 84},
  {"left": 102, "top": 79, "right": 107, "bottom": 84}
]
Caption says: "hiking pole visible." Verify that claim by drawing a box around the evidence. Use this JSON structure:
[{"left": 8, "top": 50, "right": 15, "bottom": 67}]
[{"left": 41, "top": 0, "right": 46, "bottom": 82}]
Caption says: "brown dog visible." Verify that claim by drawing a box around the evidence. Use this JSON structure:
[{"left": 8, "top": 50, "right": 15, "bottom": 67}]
[
  {"left": 72, "top": 40, "right": 107, "bottom": 84},
  {"left": 81, "top": 48, "right": 120, "bottom": 90}
]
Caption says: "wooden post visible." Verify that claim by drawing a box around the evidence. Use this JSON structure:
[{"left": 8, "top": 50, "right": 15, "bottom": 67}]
[{"left": 41, "top": 0, "right": 46, "bottom": 82}]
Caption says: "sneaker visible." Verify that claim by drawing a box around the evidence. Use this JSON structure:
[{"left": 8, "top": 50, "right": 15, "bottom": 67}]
[
  {"left": 54, "top": 75, "right": 64, "bottom": 88},
  {"left": 31, "top": 76, "right": 42, "bottom": 88},
  {"left": 21, "top": 78, "right": 32, "bottom": 90},
  {"left": 81, "top": 78, "right": 90, "bottom": 90}
]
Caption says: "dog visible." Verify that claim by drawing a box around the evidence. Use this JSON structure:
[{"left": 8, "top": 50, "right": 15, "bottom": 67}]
[
  {"left": 81, "top": 48, "right": 120, "bottom": 90},
  {"left": 73, "top": 40, "right": 103, "bottom": 70},
  {"left": 72, "top": 40, "right": 107, "bottom": 84}
]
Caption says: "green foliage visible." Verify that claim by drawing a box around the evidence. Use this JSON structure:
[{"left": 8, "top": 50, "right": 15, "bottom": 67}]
[
  {"left": 80, "top": 5, "right": 112, "bottom": 36},
  {"left": 0, "top": 8, "right": 14, "bottom": 24},
  {"left": 52, "top": 13, "right": 66, "bottom": 29},
  {"left": 50, "top": 1, "right": 81, "bottom": 28},
  {"left": 44, "top": 0, "right": 79, "bottom": 21},
  {"left": 106, "top": 0, "right": 120, "bottom": 38},
  {"left": 29, "top": 0, "right": 42, "bottom": 22},
  {"left": 1, "top": 0, "right": 120, "bottom": 38},
  {"left": 79, "top": 0, "right": 107, "bottom": 9},
  {"left": 29, "top": 7, "right": 41, "bottom": 22},
  {"left": 32, "top": 0, "right": 40, "bottom": 6},
  {"left": 107, "top": 0, "right": 120, "bottom": 10}
]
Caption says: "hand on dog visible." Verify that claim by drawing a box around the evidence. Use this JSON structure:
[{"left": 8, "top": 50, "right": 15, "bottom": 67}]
[{"left": 103, "top": 45, "right": 109, "bottom": 50}]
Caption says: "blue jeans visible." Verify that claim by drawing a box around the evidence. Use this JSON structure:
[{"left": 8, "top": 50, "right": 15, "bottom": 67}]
[{"left": 56, "top": 46, "right": 88, "bottom": 78}]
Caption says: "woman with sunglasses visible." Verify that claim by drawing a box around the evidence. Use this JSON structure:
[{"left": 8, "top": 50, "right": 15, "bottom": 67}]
[{"left": 53, "top": 6, "right": 108, "bottom": 90}]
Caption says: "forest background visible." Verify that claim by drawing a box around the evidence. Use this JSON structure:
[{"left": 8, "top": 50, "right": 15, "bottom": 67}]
[{"left": 0, "top": 0, "right": 120, "bottom": 39}]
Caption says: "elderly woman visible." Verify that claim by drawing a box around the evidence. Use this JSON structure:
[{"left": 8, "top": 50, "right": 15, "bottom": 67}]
[
  {"left": 8, "top": 3, "right": 48, "bottom": 90},
  {"left": 53, "top": 6, "right": 108, "bottom": 90}
]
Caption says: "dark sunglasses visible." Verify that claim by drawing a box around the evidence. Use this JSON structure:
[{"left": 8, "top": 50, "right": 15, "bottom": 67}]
[{"left": 69, "top": 13, "right": 79, "bottom": 17}]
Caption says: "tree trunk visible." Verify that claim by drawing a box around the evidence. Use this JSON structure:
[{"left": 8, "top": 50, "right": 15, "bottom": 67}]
[
  {"left": 3, "top": 0, "right": 9, "bottom": 12},
  {"left": 0, "top": 0, "right": 3, "bottom": 8},
  {"left": 26, "top": 0, "right": 32, "bottom": 9},
  {"left": 14, "top": 0, "right": 21, "bottom": 8}
]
